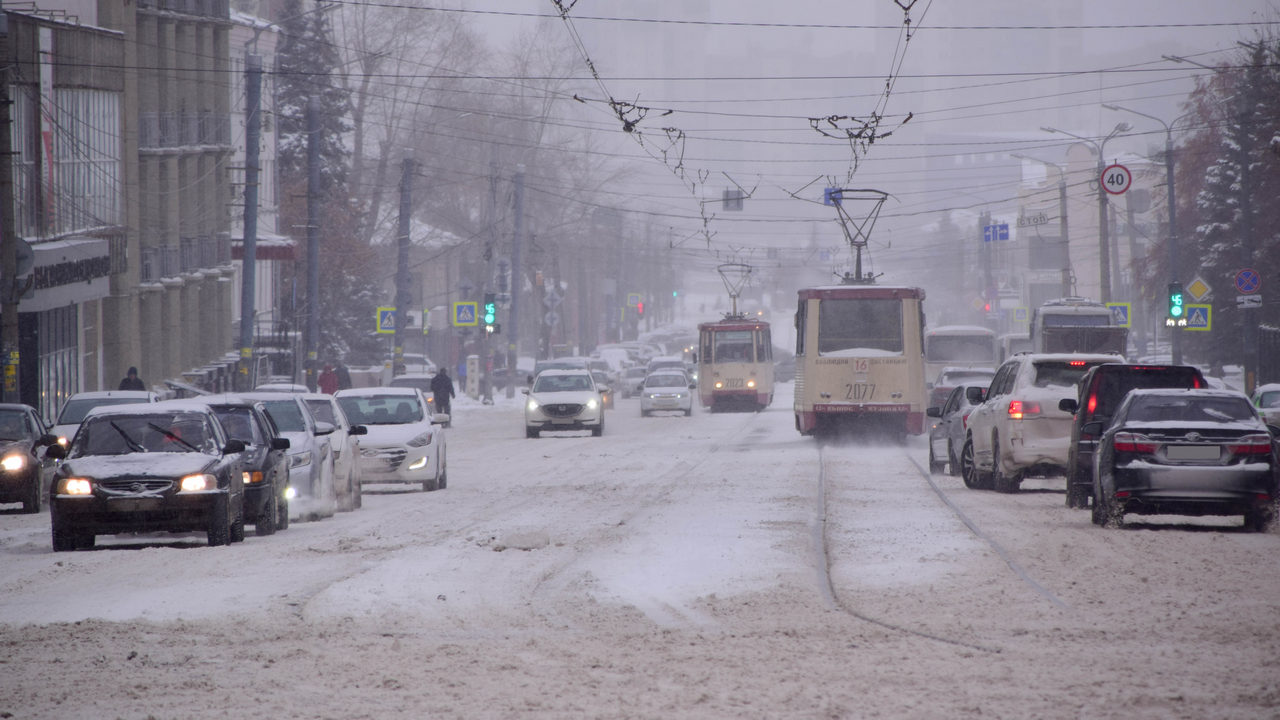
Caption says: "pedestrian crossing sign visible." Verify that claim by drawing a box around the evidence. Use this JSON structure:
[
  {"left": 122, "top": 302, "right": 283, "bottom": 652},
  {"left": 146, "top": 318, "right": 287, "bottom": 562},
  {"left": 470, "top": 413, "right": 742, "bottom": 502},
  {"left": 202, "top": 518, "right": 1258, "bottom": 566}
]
[
  {"left": 1185, "top": 304, "right": 1211, "bottom": 331},
  {"left": 452, "top": 301, "right": 479, "bottom": 327},
  {"left": 376, "top": 307, "right": 396, "bottom": 334},
  {"left": 1105, "top": 302, "right": 1131, "bottom": 328}
]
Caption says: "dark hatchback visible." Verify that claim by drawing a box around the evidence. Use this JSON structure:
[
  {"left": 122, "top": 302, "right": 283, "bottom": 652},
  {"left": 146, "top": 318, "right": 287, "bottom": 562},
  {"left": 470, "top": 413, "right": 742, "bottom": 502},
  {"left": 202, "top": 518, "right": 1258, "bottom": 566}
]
[
  {"left": 0, "top": 404, "right": 59, "bottom": 513},
  {"left": 196, "top": 395, "right": 291, "bottom": 535},
  {"left": 1090, "top": 389, "right": 1278, "bottom": 531},
  {"left": 1059, "top": 363, "right": 1205, "bottom": 508},
  {"left": 46, "top": 403, "right": 247, "bottom": 550}
]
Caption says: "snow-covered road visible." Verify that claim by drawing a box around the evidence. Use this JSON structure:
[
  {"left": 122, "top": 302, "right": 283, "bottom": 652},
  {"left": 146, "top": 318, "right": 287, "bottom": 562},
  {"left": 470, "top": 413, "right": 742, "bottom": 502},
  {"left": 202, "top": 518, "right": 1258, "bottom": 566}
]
[{"left": 2, "top": 389, "right": 1277, "bottom": 718}]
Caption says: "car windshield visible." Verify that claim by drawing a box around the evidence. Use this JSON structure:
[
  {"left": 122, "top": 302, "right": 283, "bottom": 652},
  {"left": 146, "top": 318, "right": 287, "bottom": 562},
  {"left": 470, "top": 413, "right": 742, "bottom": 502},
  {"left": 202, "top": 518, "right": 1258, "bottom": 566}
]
[
  {"left": 533, "top": 374, "right": 593, "bottom": 393},
  {"left": 337, "top": 395, "right": 424, "bottom": 425},
  {"left": 261, "top": 400, "right": 307, "bottom": 433},
  {"left": 939, "top": 371, "right": 993, "bottom": 386},
  {"left": 1256, "top": 390, "right": 1280, "bottom": 409},
  {"left": 304, "top": 399, "right": 338, "bottom": 425},
  {"left": 213, "top": 407, "right": 264, "bottom": 445},
  {"left": 56, "top": 397, "right": 150, "bottom": 425},
  {"left": 645, "top": 374, "right": 687, "bottom": 388},
  {"left": 1126, "top": 395, "right": 1257, "bottom": 424},
  {"left": 1031, "top": 361, "right": 1103, "bottom": 388},
  {"left": 71, "top": 412, "right": 217, "bottom": 456},
  {"left": 0, "top": 410, "right": 31, "bottom": 441}
]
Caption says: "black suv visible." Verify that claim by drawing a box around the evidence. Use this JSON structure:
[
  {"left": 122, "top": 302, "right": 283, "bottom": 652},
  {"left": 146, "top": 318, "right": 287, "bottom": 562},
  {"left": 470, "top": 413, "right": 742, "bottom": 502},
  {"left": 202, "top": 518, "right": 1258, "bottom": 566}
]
[
  {"left": 195, "top": 396, "right": 292, "bottom": 535},
  {"left": 1059, "top": 363, "right": 1206, "bottom": 508}
]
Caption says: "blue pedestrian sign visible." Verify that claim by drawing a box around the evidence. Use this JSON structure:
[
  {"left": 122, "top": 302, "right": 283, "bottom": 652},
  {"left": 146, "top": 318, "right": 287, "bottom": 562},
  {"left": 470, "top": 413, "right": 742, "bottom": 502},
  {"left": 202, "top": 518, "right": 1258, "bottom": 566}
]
[
  {"left": 1185, "top": 304, "right": 1211, "bottom": 332},
  {"left": 452, "top": 301, "right": 479, "bottom": 327},
  {"left": 983, "top": 223, "right": 1010, "bottom": 242},
  {"left": 376, "top": 306, "right": 396, "bottom": 334},
  {"left": 1106, "top": 302, "right": 1131, "bottom": 328}
]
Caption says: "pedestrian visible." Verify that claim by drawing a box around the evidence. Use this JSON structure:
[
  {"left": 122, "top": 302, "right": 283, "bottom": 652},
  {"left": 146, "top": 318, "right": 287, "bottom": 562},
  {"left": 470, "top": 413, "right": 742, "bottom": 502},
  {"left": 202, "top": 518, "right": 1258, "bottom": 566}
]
[
  {"left": 119, "top": 366, "right": 145, "bottom": 391},
  {"left": 431, "top": 367, "right": 456, "bottom": 416},
  {"left": 317, "top": 364, "right": 339, "bottom": 395},
  {"left": 335, "top": 362, "right": 352, "bottom": 390}
]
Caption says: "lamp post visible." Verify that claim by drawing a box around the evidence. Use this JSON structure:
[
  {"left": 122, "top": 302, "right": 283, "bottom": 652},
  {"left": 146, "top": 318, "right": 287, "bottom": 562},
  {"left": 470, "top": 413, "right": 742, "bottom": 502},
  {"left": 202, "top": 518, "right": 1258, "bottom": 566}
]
[
  {"left": 1041, "top": 123, "right": 1131, "bottom": 304},
  {"left": 1012, "top": 153, "right": 1071, "bottom": 298},
  {"left": 1102, "top": 103, "right": 1191, "bottom": 365}
]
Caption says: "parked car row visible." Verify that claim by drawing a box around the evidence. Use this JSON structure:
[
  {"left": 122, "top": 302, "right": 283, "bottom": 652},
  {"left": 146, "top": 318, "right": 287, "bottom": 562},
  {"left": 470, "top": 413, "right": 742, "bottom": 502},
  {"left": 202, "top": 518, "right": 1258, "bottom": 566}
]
[
  {"left": 928, "top": 353, "right": 1279, "bottom": 532},
  {"left": 9, "top": 381, "right": 450, "bottom": 551}
]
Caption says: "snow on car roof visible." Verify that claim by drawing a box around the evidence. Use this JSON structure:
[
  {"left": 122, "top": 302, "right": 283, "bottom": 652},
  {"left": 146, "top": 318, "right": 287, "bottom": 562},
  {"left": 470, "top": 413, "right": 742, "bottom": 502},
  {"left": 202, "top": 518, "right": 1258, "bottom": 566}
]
[
  {"left": 64, "top": 390, "right": 157, "bottom": 400},
  {"left": 84, "top": 400, "right": 213, "bottom": 417},
  {"left": 335, "top": 386, "right": 421, "bottom": 397}
]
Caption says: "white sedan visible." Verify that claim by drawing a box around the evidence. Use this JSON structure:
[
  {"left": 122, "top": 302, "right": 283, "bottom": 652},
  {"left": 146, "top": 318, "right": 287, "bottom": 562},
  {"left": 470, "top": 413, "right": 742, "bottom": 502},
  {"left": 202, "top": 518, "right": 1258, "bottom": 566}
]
[
  {"left": 523, "top": 370, "right": 604, "bottom": 438},
  {"left": 639, "top": 371, "right": 694, "bottom": 417},
  {"left": 335, "top": 387, "right": 448, "bottom": 492}
]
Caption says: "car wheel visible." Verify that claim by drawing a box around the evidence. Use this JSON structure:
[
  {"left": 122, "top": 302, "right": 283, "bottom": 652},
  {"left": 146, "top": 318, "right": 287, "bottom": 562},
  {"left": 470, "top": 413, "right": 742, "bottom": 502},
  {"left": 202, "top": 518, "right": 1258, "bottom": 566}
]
[
  {"left": 22, "top": 476, "right": 40, "bottom": 514},
  {"left": 1093, "top": 471, "right": 1123, "bottom": 528},
  {"left": 353, "top": 475, "right": 363, "bottom": 508},
  {"left": 51, "top": 515, "right": 77, "bottom": 552},
  {"left": 256, "top": 486, "right": 278, "bottom": 537},
  {"left": 947, "top": 441, "right": 960, "bottom": 477},
  {"left": 277, "top": 494, "right": 290, "bottom": 531},
  {"left": 592, "top": 419, "right": 604, "bottom": 437},
  {"left": 928, "top": 443, "right": 945, "bottom": 474},
  {"left": 1065, "top": 464, "right": 1090, "bottom": 510},
  {"left": 1244, "top": 501, "right": 1276, "bottom": 532},
  {"left": 684, "top": 407, "right": 692, "bottom": 417},
  {"left": 991, "top": 435, "right": 1019, "bottom": 493},
  {"left": 229, "top": 496, "right": 246, "bottom": 543},
  {"left": 960, "top": 438, "right": 991, "bottom": 490},
  {"left": 640, "top": 409, "right": 649, "bottom": 417},
  {"left": 526, "top": 427, "right": 540, "bottom": 439},
  {"left": 207, "top": 494, "right": 231, "bottom": 546}
]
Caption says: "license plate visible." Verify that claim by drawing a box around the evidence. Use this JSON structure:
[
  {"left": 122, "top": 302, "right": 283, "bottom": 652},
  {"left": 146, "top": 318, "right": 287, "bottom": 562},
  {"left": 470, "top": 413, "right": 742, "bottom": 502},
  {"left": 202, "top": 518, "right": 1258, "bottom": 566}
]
[
  {"left": 108, "top": 497, "right": 163, "bottom": 512},
  {"left": 1166, "top": 444, "right": 1220, "bottom": 461}
]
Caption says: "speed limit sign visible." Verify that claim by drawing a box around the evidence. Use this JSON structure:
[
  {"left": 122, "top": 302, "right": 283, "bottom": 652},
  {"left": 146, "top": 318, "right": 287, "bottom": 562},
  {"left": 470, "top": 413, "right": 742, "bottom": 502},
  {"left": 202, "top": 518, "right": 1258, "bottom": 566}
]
[{"left": 1102, "top": 163, "right": 1132, "bottom": 195}]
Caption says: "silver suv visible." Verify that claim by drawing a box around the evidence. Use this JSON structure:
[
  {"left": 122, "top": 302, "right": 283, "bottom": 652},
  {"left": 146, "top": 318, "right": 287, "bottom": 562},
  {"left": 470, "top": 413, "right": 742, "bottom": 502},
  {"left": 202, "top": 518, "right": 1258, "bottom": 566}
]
[{"left": 961, "top": 352, "right": 1120, "bottom": 493}]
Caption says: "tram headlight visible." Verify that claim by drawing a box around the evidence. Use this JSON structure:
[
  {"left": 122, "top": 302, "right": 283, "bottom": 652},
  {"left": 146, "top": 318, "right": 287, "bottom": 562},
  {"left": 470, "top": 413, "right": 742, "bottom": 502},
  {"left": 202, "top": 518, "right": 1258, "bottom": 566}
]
[{"left": 746, "top": 379, "right": 756, "bottom": 389}]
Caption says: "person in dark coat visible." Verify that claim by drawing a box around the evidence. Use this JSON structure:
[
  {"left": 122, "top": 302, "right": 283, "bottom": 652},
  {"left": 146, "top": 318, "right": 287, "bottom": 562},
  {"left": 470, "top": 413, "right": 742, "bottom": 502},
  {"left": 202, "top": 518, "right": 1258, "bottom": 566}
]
[
  {"left": 119, "top": 366, "right": 145, "bottom": 391},
  {"left": 430, "top": 368, "right": 456, "bottom": 415},
  {"left": 335, "top": 362, "right": 353, "bottom": 390}
]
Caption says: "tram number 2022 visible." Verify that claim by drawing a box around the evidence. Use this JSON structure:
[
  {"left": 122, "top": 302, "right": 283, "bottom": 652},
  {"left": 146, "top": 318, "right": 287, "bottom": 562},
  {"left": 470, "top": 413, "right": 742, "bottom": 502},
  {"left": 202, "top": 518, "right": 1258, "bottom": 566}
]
[{"left": 844, "top": 383, "right": 875, "bottom": 401}]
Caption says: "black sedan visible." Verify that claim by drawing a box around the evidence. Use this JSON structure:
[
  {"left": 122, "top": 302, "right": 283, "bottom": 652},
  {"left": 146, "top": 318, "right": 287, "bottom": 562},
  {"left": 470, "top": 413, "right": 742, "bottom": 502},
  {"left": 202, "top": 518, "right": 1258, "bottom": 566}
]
[
  {"left": 1090, "top": 389, "right": 1278, "bottom": 531},
  {"left": 196, "top": 395, "right": 291, "bottom": 535},
  {"left": 0, "top": 404, "right": 59, "bottom": 513},
  {"left": 46, "top": 402, "right": 247, "bottom": 550}
]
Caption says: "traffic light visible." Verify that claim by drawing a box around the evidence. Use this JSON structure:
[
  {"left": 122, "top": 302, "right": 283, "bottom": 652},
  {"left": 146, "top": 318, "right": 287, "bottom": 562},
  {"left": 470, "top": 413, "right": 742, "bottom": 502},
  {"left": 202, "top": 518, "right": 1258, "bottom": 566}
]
[
  {"left": 636, "top": 301, "right": 645, "bottom": 317},
  {"left": 483, "top": 293, "right": 497, "bottom": 326},
  {"left": 1167, "top": 282, "right": 1184, "bottom": 320}
]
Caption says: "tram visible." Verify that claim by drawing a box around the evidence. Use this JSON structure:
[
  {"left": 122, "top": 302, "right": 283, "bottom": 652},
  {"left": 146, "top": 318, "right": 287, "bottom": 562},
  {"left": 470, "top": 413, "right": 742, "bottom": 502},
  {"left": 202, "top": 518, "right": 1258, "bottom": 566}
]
[
  {"left": 793, "top": 284, "right": 927, "bottom": 437},
  {"left": 697, "top": 317, "right": 774, "bottom": 412}
]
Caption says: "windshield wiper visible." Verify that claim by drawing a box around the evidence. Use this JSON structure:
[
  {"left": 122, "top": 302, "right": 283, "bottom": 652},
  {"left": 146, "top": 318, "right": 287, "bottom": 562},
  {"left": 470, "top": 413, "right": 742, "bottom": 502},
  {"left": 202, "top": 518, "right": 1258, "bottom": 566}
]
[
  {"left": 109, "top": 421, "right": 149, "bottom": 453},
  {"left": 147, "top": 422, "right": 199, "bottom": 452}
]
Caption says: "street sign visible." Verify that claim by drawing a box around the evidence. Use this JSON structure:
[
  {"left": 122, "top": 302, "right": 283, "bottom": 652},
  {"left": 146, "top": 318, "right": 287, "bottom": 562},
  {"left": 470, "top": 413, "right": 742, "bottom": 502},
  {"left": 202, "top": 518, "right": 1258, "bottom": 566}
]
[
  {"left": 1102, "top": 164, "right": 1132, "bottom": 195},
  {"left": 544, "top": 289, "right": 563, "bottom": 308},
  {"left": 452, "top": 301, "right": 479, "bottom": 327},
  {"left": 544, "top": 311, "right": 560, "bottom": 326},
  {"left": 983, "top": 223, "right": 1010, "bottom": 242},
  {"left": 376, "top": 307, "right": 396, "bottom": 334},
  {"left": 626, "top": 292, "right": 642, "bottom": 307},
  {"left": 1235, "top": 268, "right": 1260, "bottom": 294},
  {"left": 1185, "top": 304, "right": 1211, "bottom": 331},
  {"left": 1106, "top": 302, "right": 1131, "bottom": 328},
  {"left": 1186, "top": 276, "right": 1211, "bottom": 302},
  {"left": 823, "top": 187, "right": 843, "bottom": 206},
  {"left": 1012, "top": 307, "right": 1029, "bottom": 323},
  {"left": 1238, "top": 294, "right": 1262, "bottom": 309}
]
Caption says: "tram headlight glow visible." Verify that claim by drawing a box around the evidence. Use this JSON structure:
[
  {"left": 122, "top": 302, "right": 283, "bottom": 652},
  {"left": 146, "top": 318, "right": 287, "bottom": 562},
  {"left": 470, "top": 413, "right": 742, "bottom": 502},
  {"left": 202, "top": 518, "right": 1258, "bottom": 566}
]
[{"left": 746, "top": 379, "right": 756, "bottom": 389}]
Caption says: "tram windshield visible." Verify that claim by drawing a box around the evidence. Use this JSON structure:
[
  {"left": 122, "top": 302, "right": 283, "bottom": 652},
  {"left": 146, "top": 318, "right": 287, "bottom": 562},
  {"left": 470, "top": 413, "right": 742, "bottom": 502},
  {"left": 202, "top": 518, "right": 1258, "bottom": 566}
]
[
  {"left": 714, "top": 331, "right": 754, "bottom": 363},
  {"left": 817, "top": 299, "right": 904, "bottom": 354}
]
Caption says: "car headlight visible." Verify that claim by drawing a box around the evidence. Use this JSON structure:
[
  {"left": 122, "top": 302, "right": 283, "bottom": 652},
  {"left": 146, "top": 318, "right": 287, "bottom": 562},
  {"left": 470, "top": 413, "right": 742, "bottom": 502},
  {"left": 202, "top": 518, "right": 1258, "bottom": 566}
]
[
  {"left": 407, "top": 456, "right": 428, "bottom": 470},
  {"left": 586, "top": 398, "right": 599, "bottom": 410},
  {"left": 284, "top": 486, "right": 297, "bottom": 500},
  {"left": 407, "top": 431, "right": 434, "bottom": 448},
  {"left": 59, "top": 477, "right": 93, "bottom": 495},
  {"left": 289, "top": 452, "right": 311, "bottom": 468},
  {"left": 526, "top": 398, "right": 540, "bottom": 412},
  {"left": 57, "top": 436, "right": 69, "bottom": 447},
  {"left": 1, "top": 454, "right": 26, "bottom": 472},
  {"left": 179, "top": 473, "right": 218, "bottom": 492}
]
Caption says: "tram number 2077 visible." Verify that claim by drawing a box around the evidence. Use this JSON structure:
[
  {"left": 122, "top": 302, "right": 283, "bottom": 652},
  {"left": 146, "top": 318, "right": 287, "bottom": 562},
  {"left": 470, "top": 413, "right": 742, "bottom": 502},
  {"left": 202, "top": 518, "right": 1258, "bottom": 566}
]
[{"left": 844, "top": 383, "right": 875, "bottom": 401}]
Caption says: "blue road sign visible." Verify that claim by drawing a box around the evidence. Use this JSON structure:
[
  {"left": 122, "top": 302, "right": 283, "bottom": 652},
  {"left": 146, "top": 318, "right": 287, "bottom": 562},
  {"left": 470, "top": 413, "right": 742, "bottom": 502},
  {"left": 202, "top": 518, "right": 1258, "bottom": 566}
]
[
  {"left": 823, "top": 187, "right": 843, "bottom": 206},
  {"left": 983, "top": 223, "right": 1010, "bottom": 242},
  {"left": 453, "top": 301, "right": 479, "bottom": 327},
  {"left": 1106, "top": 302, "right": 1131, "bottom": 328},
  {"left": 1235, "top": 268, "right": 1260, "bottom": 294},
  {"left": 1185, "top": 304, "right": 1211, "bottom": 332},
  {"left": 376, "top": 307, "right": 396, "bottom": 334}
]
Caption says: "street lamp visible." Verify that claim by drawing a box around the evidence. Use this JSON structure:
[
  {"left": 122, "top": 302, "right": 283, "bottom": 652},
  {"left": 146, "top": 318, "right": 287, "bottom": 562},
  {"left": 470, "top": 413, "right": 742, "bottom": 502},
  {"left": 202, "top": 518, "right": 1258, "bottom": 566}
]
[
  {"left": 1041, "top": 122, "right": 1131, "bottom": 304},
  {"left": 1011, "top": 152, "right": 1071, "bottom": 298},
  {"left": 1103, "top": 103, "right": 1192, "bottom": 365}
]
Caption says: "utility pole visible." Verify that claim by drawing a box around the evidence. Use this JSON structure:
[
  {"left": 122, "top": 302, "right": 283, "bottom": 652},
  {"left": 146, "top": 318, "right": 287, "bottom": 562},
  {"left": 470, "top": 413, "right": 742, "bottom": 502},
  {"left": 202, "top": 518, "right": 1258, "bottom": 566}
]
[
  {"left": 480, "top": 159, "right": 497, "bottom": 404},
  {"left": 238, "top": 53, "right": 262, "bottom": 390},
  {"left": 0, "top": 18, "right": 20, "bottom": 404},
  {"left": 506, "top": 165, "right": 524, "bottom": 399},
  {"left": 304, "top": 97, "right": 320, "bottom": 390},
  {"left": 392, "top": 156, "right": 412, "bottom": 377}
]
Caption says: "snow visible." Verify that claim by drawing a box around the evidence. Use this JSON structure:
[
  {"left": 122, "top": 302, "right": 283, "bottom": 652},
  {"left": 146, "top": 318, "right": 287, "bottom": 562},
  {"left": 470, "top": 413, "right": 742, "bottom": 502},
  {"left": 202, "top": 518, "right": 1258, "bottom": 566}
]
[{"left": 1, "top": 386, "right": 1278, "bottom": 718}]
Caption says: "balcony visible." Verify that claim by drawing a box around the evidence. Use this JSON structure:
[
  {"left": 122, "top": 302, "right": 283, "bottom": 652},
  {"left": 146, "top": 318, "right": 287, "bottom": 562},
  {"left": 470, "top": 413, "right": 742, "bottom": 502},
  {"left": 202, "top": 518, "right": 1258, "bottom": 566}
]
[{"left": 139, "top": 112, "right": 231, "bottom": 150}]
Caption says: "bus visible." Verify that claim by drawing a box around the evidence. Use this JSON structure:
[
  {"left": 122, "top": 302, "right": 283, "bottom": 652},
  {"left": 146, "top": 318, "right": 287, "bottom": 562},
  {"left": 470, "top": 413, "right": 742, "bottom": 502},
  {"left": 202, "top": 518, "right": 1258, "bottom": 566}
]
[
  {"left": 1030, "top": 297, "right": 1128, "bottom": 355},
  {"left": 793, "top": 285, "right": 927, "bottom": 438},
  {"left": 923, "top": 325, "right": 997, "bottom": 385},
  {"left": 697, "top": 318, "right": 774, "bottom": 412}
]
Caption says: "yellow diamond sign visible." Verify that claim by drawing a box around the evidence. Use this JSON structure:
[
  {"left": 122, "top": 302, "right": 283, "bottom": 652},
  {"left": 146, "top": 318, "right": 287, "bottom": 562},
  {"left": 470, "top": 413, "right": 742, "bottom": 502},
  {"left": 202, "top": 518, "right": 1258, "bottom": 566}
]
[{"left": 1185, "top": 276, "right": 1211, "bottom": 302}]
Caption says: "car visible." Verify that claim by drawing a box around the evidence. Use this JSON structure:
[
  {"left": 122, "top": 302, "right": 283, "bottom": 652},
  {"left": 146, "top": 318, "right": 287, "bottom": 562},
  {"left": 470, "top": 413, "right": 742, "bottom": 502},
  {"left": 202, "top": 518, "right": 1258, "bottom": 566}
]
[
  {"left": 1090, "top": 388, "right": 1278, "bottom": 531},
  {"left": 522, "top": 369, "right": 605, "bottom": 438},
  {"left": 252, "top": 383, "right": 309, "bottom": 393},
  {"left": 387, "top": 373, "right": 439, "bottom": 411},
  {"left": 646, "top": 356, "right": 687, "bottom": 375},
  {"left": 0, "top": 404, "right": 59, "bottom": 513},
  {"left": 301, "top": 393, "right": 368, "bottom": 511},
  {"left": 1251, "top": 383, "right": 1280, "bottom": 426},
  {"left": 241, "top": 393, "right": 337, "bottom": 520},
  {"left": 335, "top": 387, "right": 448, "bottom": 492},
  {"left": 926, "top": 383, "right": 987, "bottom": 478},
  {"left": 621, "top": 367, "right": 649, "bottom": 398},
  {"left": 591, "top": 370, "right": 615, "bottom": 410},
  {"left": 639, "top": 370, "right": 694, "bottom": 417},
  {"left": 192, "top": 395, "right": 292, "bottom": 535},
  {"left": 528, "top": 357, "right": 590, "bottom": 385},
  {"left": 50, "top": 390, "right": 160, "bottom": 446},
  {"left": 1058, "top": 363, "right": 1207, "bottom": 509},
  {"left": 961, "top": 352, "right": 1121, "bottom": 493},
  {"left": 928, "top": 366, "right": 996, "bottom": 412},
  {"left": 45, "top": 402, "right": 247, "bottom": 550}
]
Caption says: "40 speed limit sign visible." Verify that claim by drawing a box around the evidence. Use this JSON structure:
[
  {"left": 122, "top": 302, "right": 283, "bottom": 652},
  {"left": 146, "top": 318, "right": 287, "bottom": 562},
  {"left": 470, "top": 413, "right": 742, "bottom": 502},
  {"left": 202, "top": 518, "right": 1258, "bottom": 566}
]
[{"left": 1102, "top": 163, "right": 1132, "bottom": 195}]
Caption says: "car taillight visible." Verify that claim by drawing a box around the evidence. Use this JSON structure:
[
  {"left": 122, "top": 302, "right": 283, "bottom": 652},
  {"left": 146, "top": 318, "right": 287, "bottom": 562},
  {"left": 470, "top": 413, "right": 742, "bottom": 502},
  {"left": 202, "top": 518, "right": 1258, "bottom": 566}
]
[
  {"left": 1114, "top": 432, "right": 1158, "bottom": 454},
  {"left": 1086, "top": 393, "right": 1097, "bottom": 414},
  {"left": 962, "top": 412, "right": 970, "bottom": 429},
  {"left": 1068, "top": 360, "right": 1086, "bottom": 367},
  {"left": 1007, "top": 400, "right": 1041, "bottom": 420},
  {"left": 1192, "top": 377, "right": 1204, "bottom": 389},
  {"left": 1227, "top": 434, "right": 1273, "bottom": 456}
]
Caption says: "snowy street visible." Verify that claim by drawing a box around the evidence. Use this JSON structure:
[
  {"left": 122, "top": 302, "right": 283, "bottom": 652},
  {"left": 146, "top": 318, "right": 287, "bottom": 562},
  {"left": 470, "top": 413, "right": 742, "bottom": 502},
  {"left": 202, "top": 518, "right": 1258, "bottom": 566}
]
[{"left": 2, "top": 388, "right": 1278, "bottom": 718}]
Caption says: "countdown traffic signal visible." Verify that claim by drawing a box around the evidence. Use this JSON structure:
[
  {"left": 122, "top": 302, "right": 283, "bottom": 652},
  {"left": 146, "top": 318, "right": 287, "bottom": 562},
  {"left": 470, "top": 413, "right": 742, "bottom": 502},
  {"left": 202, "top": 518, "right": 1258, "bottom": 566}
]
[{"left": 1167, "top": 282, "right": 1184, "bottom": 320}]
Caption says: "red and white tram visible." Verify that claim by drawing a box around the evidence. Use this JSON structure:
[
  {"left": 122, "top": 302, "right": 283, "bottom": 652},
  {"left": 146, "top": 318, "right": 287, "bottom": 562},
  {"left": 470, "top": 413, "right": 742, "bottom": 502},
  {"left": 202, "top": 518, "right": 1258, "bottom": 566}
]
[
  {"left": 793, "top": 284, "right": 927, "bottom": 437},
  {"left": 697, "top": 318, "right": 774, "bottom": 412}
]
